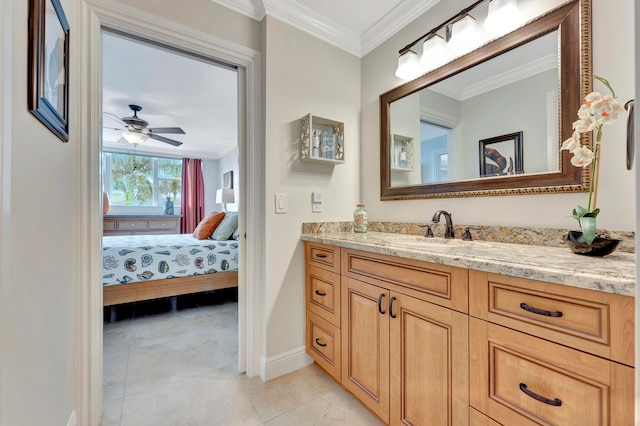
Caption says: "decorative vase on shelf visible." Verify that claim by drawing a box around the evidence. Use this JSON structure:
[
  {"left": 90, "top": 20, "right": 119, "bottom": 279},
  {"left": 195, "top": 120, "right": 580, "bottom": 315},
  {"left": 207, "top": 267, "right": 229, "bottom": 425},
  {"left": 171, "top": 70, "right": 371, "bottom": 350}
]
[
  {"left": 164, "top": 196, "right": 174, "bottom": 215},
  {"left": 102, "top": 192, "right": 110, "bottom": 215},
  {"left": 353, "top": 204, "right": 368, "bottom": 233},
  {"left": 563, "top": 230, "right": 622, "bottom": 257}
]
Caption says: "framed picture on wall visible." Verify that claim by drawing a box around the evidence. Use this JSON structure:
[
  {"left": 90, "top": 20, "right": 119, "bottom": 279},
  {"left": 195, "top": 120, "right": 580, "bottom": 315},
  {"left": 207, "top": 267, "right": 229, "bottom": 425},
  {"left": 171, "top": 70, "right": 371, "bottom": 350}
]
[
  {"left": 223, "top": 171, "right": 233, "bottom": 189},
  {"left": 479, "top": 132, "right": 524, "bottom": 177},
  {"left": 28, "top": 0, "right": 70, "bottom": 142}
]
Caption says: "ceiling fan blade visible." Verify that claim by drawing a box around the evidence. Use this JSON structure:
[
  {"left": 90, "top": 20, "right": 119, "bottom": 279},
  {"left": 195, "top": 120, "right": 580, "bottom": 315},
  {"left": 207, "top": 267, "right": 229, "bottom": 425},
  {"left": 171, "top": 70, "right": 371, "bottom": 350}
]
[
  {"left": 149, "top": 134, "right": 183, "bottom": 147},
  {"left": 148, "top": 127, "right": 186, "bottom": 134},
  {"left": 103, "top": 111, "right": 128, "bottom": 127}
]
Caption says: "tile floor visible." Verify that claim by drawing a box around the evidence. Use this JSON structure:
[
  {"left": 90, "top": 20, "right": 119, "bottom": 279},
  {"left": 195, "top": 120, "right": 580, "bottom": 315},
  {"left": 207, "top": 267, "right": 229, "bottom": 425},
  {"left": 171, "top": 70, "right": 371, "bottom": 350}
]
[{"left": 102, "top": 291, "right": 383, "bottom": 425}]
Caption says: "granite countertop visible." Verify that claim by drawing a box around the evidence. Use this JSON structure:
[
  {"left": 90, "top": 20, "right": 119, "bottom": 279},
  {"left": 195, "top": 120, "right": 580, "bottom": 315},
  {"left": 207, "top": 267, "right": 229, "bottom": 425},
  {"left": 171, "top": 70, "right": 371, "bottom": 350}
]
[{"left": 300, "top": 231, "right": 636, "bottom": 297}]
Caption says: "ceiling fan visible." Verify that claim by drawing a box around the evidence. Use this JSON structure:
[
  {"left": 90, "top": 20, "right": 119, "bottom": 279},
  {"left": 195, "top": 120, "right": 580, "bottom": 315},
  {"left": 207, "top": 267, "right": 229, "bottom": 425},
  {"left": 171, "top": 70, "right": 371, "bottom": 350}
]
[{"left": 104, "top": 104, "right": 185, "bottom": 147}]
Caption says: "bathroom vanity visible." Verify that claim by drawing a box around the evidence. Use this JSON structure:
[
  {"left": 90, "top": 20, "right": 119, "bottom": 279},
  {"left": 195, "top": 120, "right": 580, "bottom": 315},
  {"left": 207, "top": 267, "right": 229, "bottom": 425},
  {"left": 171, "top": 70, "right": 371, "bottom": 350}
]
[{"left": 301, "top": 232, "right": 635, "bottom": 426}]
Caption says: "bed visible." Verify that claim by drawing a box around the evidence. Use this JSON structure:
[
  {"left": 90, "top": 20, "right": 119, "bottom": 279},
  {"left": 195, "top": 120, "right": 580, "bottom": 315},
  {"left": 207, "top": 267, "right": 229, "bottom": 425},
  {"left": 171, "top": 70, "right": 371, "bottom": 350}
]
[{"left": 102, "top": 234, "right": 239, "bottom": 306}]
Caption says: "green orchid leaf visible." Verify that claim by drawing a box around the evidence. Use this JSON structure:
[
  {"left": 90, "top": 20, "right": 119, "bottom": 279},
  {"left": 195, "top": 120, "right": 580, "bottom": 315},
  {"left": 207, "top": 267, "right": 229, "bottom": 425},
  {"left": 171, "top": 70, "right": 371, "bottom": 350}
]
[
  {"left": 579, "top": 216, "right": 597, "bottom": 245},
  {"left": 575, "top": 205, "right": 588, "bottom": 217}
]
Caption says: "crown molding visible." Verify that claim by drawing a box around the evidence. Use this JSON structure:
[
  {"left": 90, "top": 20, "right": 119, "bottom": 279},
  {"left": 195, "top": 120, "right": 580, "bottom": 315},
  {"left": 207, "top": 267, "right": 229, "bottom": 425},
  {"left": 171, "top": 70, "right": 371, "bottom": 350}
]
[
  {"left": 361, "top": 0, "right": 440, "bottom": 57},
  {"left": 211, "top": 0, "right": 439, "bottom": 58},
  {"left": 430, "top": 53, "right": 558, "bottom": 101},
  {"left": 211, "top": 0, "right": 265, "bottom": 21},
  {"left": 263, "top": 0, "right": 361, "bottom": 56}
]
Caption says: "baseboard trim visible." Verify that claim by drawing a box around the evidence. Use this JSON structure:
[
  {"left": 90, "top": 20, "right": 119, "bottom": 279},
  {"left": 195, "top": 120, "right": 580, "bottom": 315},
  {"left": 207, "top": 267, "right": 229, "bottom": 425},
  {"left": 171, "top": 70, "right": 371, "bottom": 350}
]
[{"left": 261, "top": 346, "right": 313, "bottom": 381}]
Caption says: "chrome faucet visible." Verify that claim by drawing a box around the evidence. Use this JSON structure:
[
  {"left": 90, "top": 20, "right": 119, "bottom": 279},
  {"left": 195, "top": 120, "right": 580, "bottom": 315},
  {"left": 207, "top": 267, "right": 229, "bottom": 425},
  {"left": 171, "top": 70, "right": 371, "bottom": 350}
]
[{"left": 431, "top": 210, "right": 455, "bottom": 239}]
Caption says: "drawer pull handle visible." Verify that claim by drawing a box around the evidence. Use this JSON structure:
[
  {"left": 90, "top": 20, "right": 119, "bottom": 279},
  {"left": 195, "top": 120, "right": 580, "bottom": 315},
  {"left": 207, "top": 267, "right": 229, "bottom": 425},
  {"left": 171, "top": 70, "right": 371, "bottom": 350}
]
[
  {"left": 315, "top": 338, "right": 327, "bottom": 347},
  {"left": 520, "top": 303, "right": 563, "bottom": 318},
  {"left": 314, "top": 253, "right": 328, "bottom": 259},
  {"left": 378, "top": 294, "right": 386, "bottom": 315},
  {"left": 519, "top": 383, "right": 562, "bottom": 406},
  {"left": 315, "top": 290, "right": 326, "bottom": 296},
  {"left": 389, "top": 297, "right": 397, "bottom": 319}
]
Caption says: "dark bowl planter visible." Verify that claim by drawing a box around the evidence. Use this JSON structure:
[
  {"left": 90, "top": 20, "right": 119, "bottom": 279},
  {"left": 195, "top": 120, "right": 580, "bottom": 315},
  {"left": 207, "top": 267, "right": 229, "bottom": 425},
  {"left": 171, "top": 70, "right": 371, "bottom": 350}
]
[{"left": 563, "top": 230, "right": 622, "bottom": 257}]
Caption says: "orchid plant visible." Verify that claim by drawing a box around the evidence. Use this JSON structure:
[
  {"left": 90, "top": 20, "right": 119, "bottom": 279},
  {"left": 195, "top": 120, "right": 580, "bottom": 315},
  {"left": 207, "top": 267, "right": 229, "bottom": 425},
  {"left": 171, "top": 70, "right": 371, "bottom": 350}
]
[{"left": 561, "top": 75, "right": 626, "bottom": 245}]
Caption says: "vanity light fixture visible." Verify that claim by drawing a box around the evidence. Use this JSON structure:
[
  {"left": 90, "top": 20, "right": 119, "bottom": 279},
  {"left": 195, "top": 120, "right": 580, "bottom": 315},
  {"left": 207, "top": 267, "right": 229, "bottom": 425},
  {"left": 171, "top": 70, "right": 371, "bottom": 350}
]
[
  {"left": 420, "top": 34, "right": 452, "bottom": 72},
  {"left": 484, "top": 0, "right": 522, "bottom": 35},
  {"left": 394, "top": 0, "right": 522, "bottom": 80},
  {"left": 122, "top": 131, "right": 150, "bottom": 146},
  {"left": 448, "top": 14, "right": 486, "bottom": 54},
  {"left": 394, "top": 50, "right": 426, "bottom": 80}
]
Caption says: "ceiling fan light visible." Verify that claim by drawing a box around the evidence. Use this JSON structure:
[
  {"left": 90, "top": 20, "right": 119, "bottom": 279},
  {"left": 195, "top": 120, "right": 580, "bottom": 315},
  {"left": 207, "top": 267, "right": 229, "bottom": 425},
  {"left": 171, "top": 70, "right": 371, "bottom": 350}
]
[
  {"left": 420, "top": 35, "right": 452, "bottom": 72},
  {"left": 484, "top": 0, "right": 522, "bottom": 36},
  {"left": 122, "top": 131, "right": 150, "bottom": 146},
  {"left": 395, "top": 50, "right": 426, "bottom": 81}
]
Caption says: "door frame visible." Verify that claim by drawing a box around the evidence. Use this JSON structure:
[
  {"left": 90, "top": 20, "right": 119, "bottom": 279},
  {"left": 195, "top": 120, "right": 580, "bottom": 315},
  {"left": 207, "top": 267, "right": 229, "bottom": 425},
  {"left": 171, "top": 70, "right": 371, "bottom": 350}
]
[{"left": 75, "top": 2, "right": 265, "bottom": 424}]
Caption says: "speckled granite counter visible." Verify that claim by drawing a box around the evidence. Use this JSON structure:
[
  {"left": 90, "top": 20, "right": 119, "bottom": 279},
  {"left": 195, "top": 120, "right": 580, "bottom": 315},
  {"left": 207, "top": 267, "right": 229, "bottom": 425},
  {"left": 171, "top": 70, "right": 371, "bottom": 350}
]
[{"left": 301, "top": 231, "right": 636, "bottom": 297}]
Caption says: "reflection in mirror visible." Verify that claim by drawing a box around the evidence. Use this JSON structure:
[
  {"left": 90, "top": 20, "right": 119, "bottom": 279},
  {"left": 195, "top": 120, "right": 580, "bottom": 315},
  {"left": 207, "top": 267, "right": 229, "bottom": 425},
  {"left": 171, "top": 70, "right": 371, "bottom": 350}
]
[
  {"left": 390, "top": 31, "right": 558, "bottom": 187},
  {"left": 380, "top": 0, "right": 591, "bottom": 200}
]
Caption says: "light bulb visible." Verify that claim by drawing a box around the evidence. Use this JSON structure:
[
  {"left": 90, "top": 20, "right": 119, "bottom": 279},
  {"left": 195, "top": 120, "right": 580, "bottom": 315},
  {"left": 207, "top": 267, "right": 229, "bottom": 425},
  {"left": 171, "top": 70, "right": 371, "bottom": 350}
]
[
  {"left": 395, "top": 50, "right": 426, "bottom": 80},
  {"left": 122, "top": 131, "right": 150, "bottom": 146},
  {"left": 448, "top": 15, "right": 486, "bottom": 55},
  {"left": 484, "top": 0, "right": 522, "bottom": 36},
  {"left": 420, "top": 35, "right": 452, "bottom": 72}
]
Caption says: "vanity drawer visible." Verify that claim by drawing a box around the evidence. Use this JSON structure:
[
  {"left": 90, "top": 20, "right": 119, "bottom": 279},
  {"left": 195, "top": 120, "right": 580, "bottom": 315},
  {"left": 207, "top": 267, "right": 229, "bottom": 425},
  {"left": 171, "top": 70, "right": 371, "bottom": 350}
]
[
  {"left": 306, "top": 310, "right": 341, "bottom": 381},
  {"left": 117, "top": 219, "right": 148, "bottom": 231},
  {"left": 470, "top": 319, "right": 633, "bottom": 426},
  {"left": 306, "top": 265, "right": 340, "bottom": 327},
  {"left": 305, "top": 242, "right": 340, "bottom": 273},
  {"left": 470, "top": 271, "right": 634, "bottom": 366},
  {"left": 341, "top": 248, "right": 468, "bottom": 313}
]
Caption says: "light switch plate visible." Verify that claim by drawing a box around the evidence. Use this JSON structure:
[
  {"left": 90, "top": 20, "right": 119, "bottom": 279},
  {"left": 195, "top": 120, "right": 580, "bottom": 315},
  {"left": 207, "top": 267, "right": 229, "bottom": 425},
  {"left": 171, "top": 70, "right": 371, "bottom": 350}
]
[
  {"left": 312, "top": 203, "right": 322, "bottom": 213},
  {"left": 275, "top": 193, "right": 287, "bottom": 214}
]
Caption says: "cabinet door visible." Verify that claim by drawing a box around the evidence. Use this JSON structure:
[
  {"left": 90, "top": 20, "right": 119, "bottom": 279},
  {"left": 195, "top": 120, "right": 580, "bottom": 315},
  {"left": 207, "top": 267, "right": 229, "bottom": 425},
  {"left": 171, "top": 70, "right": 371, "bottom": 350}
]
[
  {"left": 342, "top": 277, "right": 389, "bottom": 423},
  {"left": 389, "top": 293, "right": 469, "bottom": 426}
]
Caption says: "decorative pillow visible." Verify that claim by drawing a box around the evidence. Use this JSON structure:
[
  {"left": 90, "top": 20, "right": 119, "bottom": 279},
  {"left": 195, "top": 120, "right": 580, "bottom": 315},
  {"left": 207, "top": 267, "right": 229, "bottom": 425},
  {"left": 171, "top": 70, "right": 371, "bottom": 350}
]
[
  {"left": 210, "top": 211, "right": 238, "bottom": 240},
  {"left": 192, "top": 211, "right": 226, "bottom": 240},
  {"left": 231, "top": 225, "right": 240, "bottom": 240}
]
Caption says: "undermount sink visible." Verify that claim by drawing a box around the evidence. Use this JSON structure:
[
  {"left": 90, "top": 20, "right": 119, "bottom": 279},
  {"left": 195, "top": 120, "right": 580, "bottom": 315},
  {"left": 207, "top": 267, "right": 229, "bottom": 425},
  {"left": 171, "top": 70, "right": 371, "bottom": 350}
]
[{"left": 376, "top": 234, "right": 471, "bottom": 247}]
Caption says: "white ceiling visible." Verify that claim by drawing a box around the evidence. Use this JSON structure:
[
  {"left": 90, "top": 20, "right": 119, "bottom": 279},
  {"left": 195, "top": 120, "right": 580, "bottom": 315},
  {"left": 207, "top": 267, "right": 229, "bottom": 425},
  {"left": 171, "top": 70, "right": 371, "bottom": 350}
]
[
  {"left": 102, "top": 0, "right": 439, "bottom": 159},
  {"left": 102, "top": 31, "right": 238, "bottom": 160}
]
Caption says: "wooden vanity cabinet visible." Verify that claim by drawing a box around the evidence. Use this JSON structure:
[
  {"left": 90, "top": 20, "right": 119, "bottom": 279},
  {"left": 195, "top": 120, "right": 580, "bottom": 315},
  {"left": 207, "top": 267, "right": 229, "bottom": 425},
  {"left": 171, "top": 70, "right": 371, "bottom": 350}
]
[
  {"left": 305, "top": 242, "right": 342, "bottom": 381},
  {"left": 469, "top": 270, "right": 635, "bottom": 426},
  {"left": 340, "top": 248, "right": 469, "bottom": 426}
]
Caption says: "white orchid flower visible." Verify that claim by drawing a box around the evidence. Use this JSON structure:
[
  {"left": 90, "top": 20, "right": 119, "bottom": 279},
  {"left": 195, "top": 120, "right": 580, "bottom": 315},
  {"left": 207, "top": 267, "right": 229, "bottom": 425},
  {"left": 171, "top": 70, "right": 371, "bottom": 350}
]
[
  {"left": 561, "top": 131, "right": 581, "bottom": 152},
  {"left": 584, "top": 91, "right": 602, "bottom": 107},
  {"left": 572, "top": 115, "right": 597, "bottom": 133},
  {"left": 570, "top": 145, "right": 594, "bottom": 168}
]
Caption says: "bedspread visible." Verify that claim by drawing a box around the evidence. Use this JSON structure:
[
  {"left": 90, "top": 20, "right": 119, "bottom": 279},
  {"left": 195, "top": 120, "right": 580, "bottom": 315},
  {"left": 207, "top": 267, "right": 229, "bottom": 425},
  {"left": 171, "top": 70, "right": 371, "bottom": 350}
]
[{"left": 102, "top": 234, "right": 239, "bottom": 286}]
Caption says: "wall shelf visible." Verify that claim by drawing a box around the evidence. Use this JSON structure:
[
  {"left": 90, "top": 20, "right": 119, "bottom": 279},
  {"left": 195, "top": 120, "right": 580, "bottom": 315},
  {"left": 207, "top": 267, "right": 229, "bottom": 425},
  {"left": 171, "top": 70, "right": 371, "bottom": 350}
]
[
  {"left": 300, "top": 114, "right": 344, "bottom": 164},
  {"left": 390, "top": 134, "right": 414, "bottom": 172}
]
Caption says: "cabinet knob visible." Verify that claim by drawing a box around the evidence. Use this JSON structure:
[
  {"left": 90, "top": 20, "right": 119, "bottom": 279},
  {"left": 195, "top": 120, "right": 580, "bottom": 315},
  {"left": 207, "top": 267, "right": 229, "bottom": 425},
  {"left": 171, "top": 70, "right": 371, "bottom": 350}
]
[
  {"left": 315, "top": 290, "right": 326, "bottom": 296},
  {"left": 315, "top": 338, "right": 327, "bottom": 347}
]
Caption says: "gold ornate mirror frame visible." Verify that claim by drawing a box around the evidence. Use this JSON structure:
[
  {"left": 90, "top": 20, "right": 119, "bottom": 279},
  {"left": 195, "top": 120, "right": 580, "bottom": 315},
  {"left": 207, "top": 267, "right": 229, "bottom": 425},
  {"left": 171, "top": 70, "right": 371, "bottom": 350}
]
[{"left": 380, "top": 0, "right": 591, "bottom": 200}]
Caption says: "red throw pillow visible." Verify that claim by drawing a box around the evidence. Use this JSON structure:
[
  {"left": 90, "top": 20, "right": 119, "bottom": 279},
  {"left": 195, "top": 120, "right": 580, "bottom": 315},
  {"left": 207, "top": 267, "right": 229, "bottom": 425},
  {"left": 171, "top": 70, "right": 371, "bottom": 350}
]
[{"left": 192, "top": 211, "right": 226, "bottom": 239}]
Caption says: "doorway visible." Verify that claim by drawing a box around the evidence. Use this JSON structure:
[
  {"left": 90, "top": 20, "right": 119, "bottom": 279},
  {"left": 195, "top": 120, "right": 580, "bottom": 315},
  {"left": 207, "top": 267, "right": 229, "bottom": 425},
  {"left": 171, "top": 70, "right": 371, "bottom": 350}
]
[{"left": 76, "top": 3, "right": 265, "bottom": 424}]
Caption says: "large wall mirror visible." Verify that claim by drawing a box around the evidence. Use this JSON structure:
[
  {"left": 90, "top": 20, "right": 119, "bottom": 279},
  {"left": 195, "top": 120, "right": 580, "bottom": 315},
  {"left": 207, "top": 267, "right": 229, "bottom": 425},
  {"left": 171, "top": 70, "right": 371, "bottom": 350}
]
[{"left": 380, "top": 0, "right": 591, "bottom": 199}]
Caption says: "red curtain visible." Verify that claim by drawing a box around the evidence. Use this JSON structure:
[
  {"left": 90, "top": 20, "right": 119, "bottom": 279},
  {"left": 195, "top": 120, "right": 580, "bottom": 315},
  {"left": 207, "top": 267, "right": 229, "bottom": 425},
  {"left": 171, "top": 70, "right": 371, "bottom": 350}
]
[{"left": 180, "top": 158, "right": 205, "bottom": 233}]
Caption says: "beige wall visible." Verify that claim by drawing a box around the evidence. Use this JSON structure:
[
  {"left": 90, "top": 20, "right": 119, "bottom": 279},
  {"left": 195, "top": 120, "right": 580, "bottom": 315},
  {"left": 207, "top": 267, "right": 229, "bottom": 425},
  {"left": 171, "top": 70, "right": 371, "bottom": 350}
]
[
  {"left": 1, "top": 0, "right": 77, "bottom": 424},
  {"left": 263, "top": 16, "right": 361, "bottom": 358},
  {"left": 113, "top": 0, "right": 262, "bottom": 52},
  {"left": 361, "top": 0, "right": 636, "bottom": 230}
]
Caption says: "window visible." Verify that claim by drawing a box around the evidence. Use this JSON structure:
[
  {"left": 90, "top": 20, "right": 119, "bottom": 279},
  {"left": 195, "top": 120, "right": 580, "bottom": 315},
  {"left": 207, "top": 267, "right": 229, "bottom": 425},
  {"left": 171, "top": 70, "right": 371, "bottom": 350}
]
[{"left": 103, "top": 152, "right": 182, "bottom": 207}]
